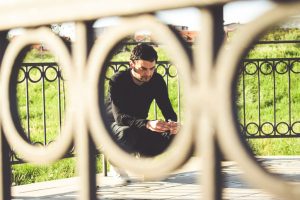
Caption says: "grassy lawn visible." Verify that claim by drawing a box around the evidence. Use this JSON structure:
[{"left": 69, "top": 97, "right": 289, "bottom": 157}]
[
  {"left": 236, "top": 27, "right": 300, "bottom": 155},
  {"left": 12, "top": 155, "right": 105, "bottom": 185},
  {"left": 12, "top": 27, "right": 300, "bottom": 185}
]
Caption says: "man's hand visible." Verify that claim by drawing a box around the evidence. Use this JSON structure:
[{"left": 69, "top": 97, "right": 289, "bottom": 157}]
[
  {"left": 146, "top": 120, "right": 171, "bottom": 133},
  {"left": 168, "top": 120, "right": 181, "bottom": 135},
  {"left": 146, "top": 120, "right": 181, "bottom": 135}
]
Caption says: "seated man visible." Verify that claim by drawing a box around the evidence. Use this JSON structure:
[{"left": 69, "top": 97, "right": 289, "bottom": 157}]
[{"left": 106, "top": 43, "right": 180, "bottom": 157}]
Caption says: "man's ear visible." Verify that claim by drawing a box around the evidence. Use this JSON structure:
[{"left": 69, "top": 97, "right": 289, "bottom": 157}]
[{"left": 129, "top": 60, "right": 134, "bottom": 69}]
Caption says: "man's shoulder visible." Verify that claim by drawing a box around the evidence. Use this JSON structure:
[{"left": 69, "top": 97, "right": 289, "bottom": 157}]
[
  {"left": 151, "top": 72, "right": 165, "bottom": 83},
  {"left": 111, "top": 69, "right": 130, "bottom": 82}
]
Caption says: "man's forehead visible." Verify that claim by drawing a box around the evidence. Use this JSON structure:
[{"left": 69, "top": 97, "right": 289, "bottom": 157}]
[{"left": 135, "top": 59, "right": 156, "bottom": 66}]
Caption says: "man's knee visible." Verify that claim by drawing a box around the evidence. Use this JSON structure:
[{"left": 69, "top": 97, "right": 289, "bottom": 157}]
[
  {"left": 137, "top": 130, "right": 174, "bottom": 156},
  {"left": 110, "top": 123, "right": 140, "bottom": 152}
]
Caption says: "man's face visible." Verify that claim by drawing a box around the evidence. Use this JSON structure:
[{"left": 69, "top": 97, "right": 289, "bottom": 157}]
[{"left": 130, "top": 60, "right": 156, "bottom": 83}]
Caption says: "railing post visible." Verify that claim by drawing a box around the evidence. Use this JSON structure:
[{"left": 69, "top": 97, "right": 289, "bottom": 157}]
[
  {"left": 0, "top": 31, "right": 11, "bottom": 200},
  {"left": 74, "top": 22, "right": 97, "bottom": 200},
  {"left": 0, "top": 129, "right": 11, "bottom": 200},
  {"left": 200, "top": 5, "right": 225, "bottom": 200},
  {"left": 102, "top": 155, "right": 108, "bottom": 177},
  {"left": 212, "top": 5, "right": 225, "bottom": 200}
]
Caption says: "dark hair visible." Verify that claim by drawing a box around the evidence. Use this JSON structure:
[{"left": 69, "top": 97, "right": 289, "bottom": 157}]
[{"left": 130, "top": 43, "right": 158, "bottom": 62}]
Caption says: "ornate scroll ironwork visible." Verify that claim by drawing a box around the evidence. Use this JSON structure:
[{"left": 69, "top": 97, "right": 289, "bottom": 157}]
[{"left": 0, "top": 0, "right": 300, "bottom": 200}]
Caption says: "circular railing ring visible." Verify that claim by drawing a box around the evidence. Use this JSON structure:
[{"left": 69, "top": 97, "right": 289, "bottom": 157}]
[
  {"left": 28, "top": 66, "right": 43, "bottom": 83},
  {"left": 290, "top": 60, "right": 300, "bottom": 74},
  {"left": 168, "top": 64, "right": 178, "bottom": 78},
  {"left": 244, "top": 62, "right": 258, "bottom": 75},
  {"left": 44, "top": 66, "right": 59, "bottom": 82},
  {"left": 215, "top": 2, "right": 300, "bottom": 199},
  {"left": 1, "top": 27, "right": 75, "bottom": 165},
  {"left": 274, "top": 61, "right": 289, "bottom": 74},
  {"left": 259, "top": 61, "right": 273, "bottom": 75},
  {"left": 156, "top": 63, "right": 167, "bottom": 77},
  {"left": 245, "top": 122, "right": 259, "bottom": 136},
  {"left": 291, "top": 121, "right": 300, "bottom": 135},
  {"left": 275, "top": 122, "right": 290, "bottom": 136},
  {"left": 17, "top": 67, "right": 26, "bottom": 83},
  {"left": 261, "top": 122, "right": 274, "bottom": 136},
  {"left": 87, "top": 15, "right": 194, "bottom": 180}
]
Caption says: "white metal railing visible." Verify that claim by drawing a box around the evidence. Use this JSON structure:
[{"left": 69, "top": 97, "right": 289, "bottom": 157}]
[{"left": 0, "top": 1, "right": 300, "bottom": 200}]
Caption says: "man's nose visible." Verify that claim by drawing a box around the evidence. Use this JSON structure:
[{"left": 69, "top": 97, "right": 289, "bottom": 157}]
[{"left": 145, "top": 70, "right": 152, "bottom": 76}]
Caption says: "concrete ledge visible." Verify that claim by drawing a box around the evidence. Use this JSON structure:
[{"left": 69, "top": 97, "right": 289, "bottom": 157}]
[{"left": 12, "top": 156, "right": 300, "bottom": 200}]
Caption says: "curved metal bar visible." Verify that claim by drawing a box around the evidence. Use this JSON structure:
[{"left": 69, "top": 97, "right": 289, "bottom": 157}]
[
  {"left": 215, "top": 2, "right": 300, "bottom": 199},
  {"left": 1, "top": 27, "right": 75, "bottom": 165},
  {"left": 0, "top": 0, "right": 299, "bottom": 199},
  {"left": 28, "top": 66, "right": 43, "bottom": 83},
  {"left": 44, "top": 66, "right": 59, "bottom": 82},
  {"left": 86, "top": 14, "right": 194, "bottom": 180},
  {"left": 244, "top": 61, "right": 259, "bottom": 75},
  {"left": 274, "top": 60, "right": 289, "bottom": 74},
  {"left": 291, "top": 121, "right": 300, "bottom": 135},
  {"left": 275, "top": 122, "right": 290, "bottom": 136},
  {"left": 156, "top": 63, "right": 168, "bottom": 77},
  {"left": 17, "top": 67, "right": 26, "bottom": 83},
  {"left": 259, "top": 61, "right": 273, "bottom": 75},
  {"left": 260, "top": 122, "right": 275, "bottom": 136},
  {"left": 290, "top": 60, "right": 300, "bottom": 74},
  {"left": 167, "top": 63, "right": 178, "bottom": 78},
  {"left": 245, "top": 122, "right": 259, "bottom": 136},
  {"left": 0, "top": 0, "right": 231, "bottom": 31}
]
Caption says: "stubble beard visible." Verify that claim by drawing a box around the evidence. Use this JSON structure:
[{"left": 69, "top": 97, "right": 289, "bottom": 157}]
[
  {"left": 131, "top": 69, "right": 152, "bottom": 84},
  {"left": 140, "top": 76, "right": 152, "bottom": 82}
]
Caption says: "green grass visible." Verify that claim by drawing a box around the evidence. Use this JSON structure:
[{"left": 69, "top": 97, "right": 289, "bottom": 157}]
[
  {"left": 17, "top": 64, "right": 68, "bottom": 143},
  {"left": 23, "top": 49, "right": 56, "bottom": 62},
  {"left": 246, "top": 138, "right": 300, "bottom": 156},
  {"left": 236, "top": 27, "right": 300, "bottom": 155},
  {"left": 13, "top": 48, "right": 100, "bottom": 186},
  {"left": 12, "top": 155, "right": 105, "bottom": 185},
  {"left": 13, "top": 28, "right": 300, "bottom": 185}
]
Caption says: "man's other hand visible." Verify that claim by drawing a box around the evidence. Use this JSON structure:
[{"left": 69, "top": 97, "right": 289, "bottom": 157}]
[
  {"left": 146, "top": 120, "right": 171, "bottom": 133},
  {"left": 146, "top": 120, "right": 181, "bottom": 134},
  {"left": 168, "top": 120, "right": 180, "bottom": 135}
]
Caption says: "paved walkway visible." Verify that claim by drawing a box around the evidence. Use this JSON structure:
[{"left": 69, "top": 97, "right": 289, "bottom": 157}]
[{"left": 12, "top": 156, "right": 300, "bottom": 200}]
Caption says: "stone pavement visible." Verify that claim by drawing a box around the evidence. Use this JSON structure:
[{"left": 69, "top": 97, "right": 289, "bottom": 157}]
[{"left": 12, "top": 156, "right": 300, "bottom": 200}]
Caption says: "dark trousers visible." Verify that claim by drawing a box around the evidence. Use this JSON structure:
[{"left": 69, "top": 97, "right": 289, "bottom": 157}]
[{"left": 110, "top": 122, "right": 174, "bottom": 157}]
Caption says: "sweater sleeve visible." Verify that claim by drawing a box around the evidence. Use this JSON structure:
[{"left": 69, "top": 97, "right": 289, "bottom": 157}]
[
  {"left": 109, "top": 75, "right": 148, "bottom": 128},
  {"left": 155, "top": 75, "right": 178, "bottom": 122},
  {"left": 111, "top": 102, "right": 148, "bottom": 128}
]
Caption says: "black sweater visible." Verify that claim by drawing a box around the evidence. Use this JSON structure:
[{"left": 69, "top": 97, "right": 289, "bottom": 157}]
[{"left": 107, "top": 69, "right": 177, "bottom": 128}]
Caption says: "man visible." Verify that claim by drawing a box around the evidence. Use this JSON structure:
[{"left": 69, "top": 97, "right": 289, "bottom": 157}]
[{"left": 106, "top": 43, "right": 180, "bottom": 157}]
